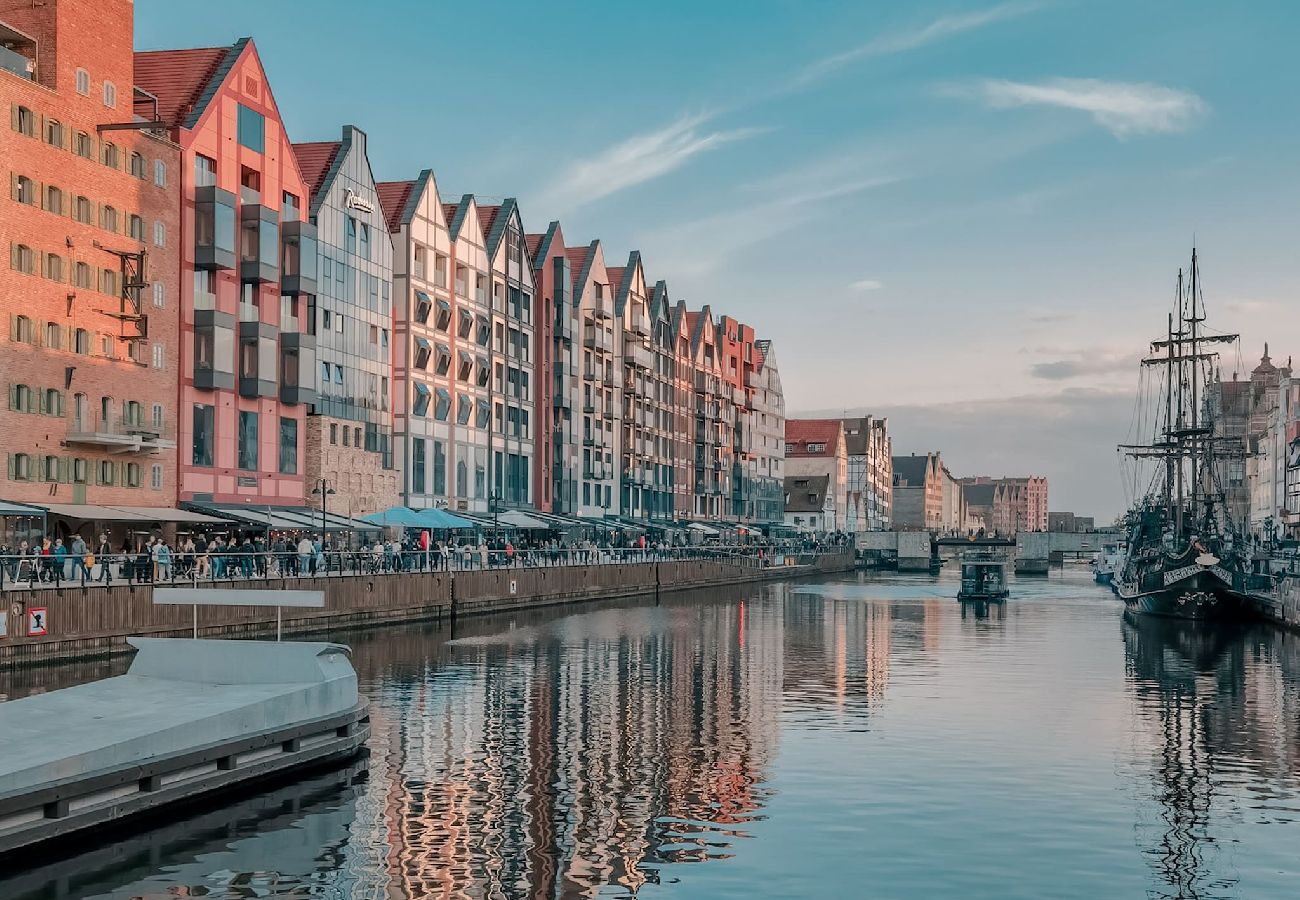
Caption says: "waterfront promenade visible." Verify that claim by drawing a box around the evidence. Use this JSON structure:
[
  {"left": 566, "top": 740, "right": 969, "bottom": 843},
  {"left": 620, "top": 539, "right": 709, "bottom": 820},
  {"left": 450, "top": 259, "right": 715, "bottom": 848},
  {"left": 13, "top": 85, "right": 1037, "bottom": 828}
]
[{"left": 0, "top": 548, "right": 853, "bottom": 666}]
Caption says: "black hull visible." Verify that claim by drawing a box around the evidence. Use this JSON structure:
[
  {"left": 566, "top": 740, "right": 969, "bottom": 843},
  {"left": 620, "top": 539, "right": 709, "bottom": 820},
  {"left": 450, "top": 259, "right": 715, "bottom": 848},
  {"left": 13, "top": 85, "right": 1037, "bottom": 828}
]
[{"left": 1116, "top": 568, "right": 1248, "bottom": 621}]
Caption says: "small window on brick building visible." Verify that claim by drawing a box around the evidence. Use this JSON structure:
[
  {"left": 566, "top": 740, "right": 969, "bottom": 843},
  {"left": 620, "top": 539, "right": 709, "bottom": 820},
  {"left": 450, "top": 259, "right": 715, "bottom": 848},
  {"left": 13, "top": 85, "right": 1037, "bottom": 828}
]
[
  {"left": 74, "top": 261, "right": 91, "bottom": 288},
  {"left": 14, "top": 175, "right": 34, "bottom": 204},
  {"left": 153, "top": 281, "right": 164, "bottom": 307},
  {"left": 74, "top": 132, "right": 92, "bottom": 159},
  {"left": 14, "top": 106, "right": 35, "bottom": 137},
  {"left": 44, "top": 119, "right": 63, "bottom": 147},
  {"left": 74, "top": 329, "right": 90, "bottom": 354},
  {"left": 103, "top": 81, "right": 117, "bottom": 108},
  {"left": 129, "top": 152, "right": 145, "bottom": 178},
  {"left": 101, "top": 205, "right": 118, "bottom": 232},
  {"left": 45, "top": 185, "right": 63, "bottom": 214},
  {"left": 11, "top": 244, "right": 34, "bottom": 274},
  {"left": 153, "top": 221, "right": 165, "bottom": 247},
  {"left": 102, "top": 142, "right": 119, "bottom": 168},
  {"left": 75, "top": 68, "right": 90, "bottom": 95},
  {"left": 74, "top": 195, "right": 92, "bottom": 223},
  {"left": 128, "top": 214, "right": 144, "bottom": 240},
  {"left": 150, "top": 464, "right": 162, "bottom": 489},
  {"left": 44, "top": 253, "right": 63, "bottom": 282},
  {"left": 154, "top": 159, "right": 166, "bottom": 187}
]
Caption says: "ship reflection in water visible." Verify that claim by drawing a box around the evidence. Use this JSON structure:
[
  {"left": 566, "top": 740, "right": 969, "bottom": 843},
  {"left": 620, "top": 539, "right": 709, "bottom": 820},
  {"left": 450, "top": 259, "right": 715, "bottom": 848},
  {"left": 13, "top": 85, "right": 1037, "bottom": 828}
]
[{"left": 8, "top": 572, "right": 1300, "bottom": 898}]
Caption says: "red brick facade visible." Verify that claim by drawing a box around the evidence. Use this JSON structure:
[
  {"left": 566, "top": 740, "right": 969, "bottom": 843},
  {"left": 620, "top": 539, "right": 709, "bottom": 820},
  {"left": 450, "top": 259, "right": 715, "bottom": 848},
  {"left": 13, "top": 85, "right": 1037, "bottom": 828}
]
[{"left": 0, "top": 0, "right": 180, "bottom": 514}]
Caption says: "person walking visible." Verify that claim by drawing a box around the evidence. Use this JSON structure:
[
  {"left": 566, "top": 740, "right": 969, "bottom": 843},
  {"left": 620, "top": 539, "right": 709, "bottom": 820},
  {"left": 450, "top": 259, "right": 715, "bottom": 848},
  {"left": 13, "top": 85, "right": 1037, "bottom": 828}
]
[
  {"left": 95, "top": 533, "right": 113, "bottom": 582},
  {"left": 70, "top": 534, "right": 89, "bottom": 582},
  {"left": 297, "top": 535, "right": 313, "bottom": 576},
  {"left": 156, "top": 539, "right": 173, "bottom": 581}
]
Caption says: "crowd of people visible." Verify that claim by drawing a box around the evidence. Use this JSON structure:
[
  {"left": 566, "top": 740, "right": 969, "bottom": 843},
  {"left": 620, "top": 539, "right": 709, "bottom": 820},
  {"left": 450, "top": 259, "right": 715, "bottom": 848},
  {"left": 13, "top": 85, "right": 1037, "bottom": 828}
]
[{"left": 0, "top": 526, "right": 789, "bottom": 586}]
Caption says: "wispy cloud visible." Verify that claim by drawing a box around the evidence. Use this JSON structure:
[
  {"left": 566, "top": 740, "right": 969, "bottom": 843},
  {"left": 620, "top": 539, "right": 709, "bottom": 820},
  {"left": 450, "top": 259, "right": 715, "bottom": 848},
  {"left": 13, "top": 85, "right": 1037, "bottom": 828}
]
[
  {"left": 533, "top": 113, "right": 767, "bottom": 212},
  {"left": 1029, "top": 349, "right": 1134, "bottom": 381},
  {"left": 950, "top": 77, "right": 1207, "bottom": 137},
  {"left": 850, "top": 279, "right": 883, "bottom": 291},
  {"left": 792, "top": 1, "right": 1045, "bottom": 88}
]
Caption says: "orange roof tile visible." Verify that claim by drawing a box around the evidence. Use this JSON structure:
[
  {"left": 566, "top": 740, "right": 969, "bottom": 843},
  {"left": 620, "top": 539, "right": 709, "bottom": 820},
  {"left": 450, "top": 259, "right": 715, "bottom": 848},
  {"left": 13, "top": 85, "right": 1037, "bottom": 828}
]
[
  {"left": 375, "top": 180, "right": 416, "bottom": 232},
  {"left": 606, "top": 266, "right": 626, "bottom": 294},
  {"left": 291, "top": 141, "right": 341, "bottom": 201},
  {"left": 784, "top": 419, "right": 842, "bottom": 456},
  {"left": 478, "top": 204, "right": 501, "bottom": 241},
  {"left": 134, "top": 45, "right": 232, "bottom": 129},
  {"left": 526, "top": 233, "right": 545, "bottom": 259}
]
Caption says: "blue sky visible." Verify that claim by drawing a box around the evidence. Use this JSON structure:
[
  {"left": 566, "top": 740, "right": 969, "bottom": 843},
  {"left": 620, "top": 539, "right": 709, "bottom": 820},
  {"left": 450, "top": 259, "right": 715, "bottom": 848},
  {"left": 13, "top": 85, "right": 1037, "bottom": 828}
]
[{"left": 137, "top": 0, "right": 1299, "bottom": 520}]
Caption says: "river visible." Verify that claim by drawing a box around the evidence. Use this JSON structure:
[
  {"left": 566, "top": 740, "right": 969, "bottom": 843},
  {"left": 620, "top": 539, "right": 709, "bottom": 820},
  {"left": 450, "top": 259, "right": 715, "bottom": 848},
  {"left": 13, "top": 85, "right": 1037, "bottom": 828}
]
[{"left": 5, "top": 568, "right": 1300, "bottom": 899}]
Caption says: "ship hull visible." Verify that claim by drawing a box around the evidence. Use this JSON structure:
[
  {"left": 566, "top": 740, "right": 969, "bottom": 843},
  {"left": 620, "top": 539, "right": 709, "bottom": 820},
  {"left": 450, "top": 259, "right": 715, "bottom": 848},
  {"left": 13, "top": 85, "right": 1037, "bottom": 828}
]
[
  {"left": 1116, "top": 566, "right": 1247, "bottom": 621},
  {"left": 1094, "top": 571, "right": 1114, "bottom": 585}
]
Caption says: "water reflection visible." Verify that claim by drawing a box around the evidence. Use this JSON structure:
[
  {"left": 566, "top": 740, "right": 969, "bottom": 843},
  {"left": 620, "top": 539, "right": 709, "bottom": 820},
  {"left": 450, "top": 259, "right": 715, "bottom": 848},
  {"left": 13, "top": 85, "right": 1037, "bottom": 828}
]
[{"left": 9, "top": 574, "right": 1300, "bottom": 897}]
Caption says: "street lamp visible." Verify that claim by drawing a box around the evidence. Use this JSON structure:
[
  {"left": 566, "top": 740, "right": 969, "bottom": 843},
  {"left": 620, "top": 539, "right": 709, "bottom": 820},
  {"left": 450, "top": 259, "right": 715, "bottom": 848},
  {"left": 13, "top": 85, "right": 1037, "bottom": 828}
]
[
  {"left": 490, "top": 490, "right": 501, "bottom": 533},
  {"left": 310, "top": 479, "right": 336, "bottom": 550}
]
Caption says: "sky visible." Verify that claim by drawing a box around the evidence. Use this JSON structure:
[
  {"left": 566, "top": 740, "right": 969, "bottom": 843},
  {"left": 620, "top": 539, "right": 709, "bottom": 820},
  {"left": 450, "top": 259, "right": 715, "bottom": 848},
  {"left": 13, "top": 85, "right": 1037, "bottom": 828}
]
[{"left": 136, "top": 0, "right": 1300, "bottom": 523}]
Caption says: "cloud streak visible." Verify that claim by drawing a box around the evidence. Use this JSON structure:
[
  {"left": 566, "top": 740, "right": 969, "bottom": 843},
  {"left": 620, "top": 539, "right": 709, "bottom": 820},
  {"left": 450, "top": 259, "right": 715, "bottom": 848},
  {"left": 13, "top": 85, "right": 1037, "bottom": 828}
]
[
  {"left": 952, "top": 77, "right": 1207, "bottom": 137},
  {"left": 534, "top": 113, "right": 767, "bottom": 211},
  {"left": 850, "top": 279, "right": 883, "bottom": 291},
  {"left": 792, "top": 1, "right": 1044, "bottom": 88}
]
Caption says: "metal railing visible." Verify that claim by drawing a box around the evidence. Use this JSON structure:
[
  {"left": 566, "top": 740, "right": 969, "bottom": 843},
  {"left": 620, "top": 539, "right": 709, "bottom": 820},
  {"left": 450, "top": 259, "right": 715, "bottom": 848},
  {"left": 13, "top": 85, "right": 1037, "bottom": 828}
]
[{"left": 0, "top": 544, "right": 827, "bottom": 591}]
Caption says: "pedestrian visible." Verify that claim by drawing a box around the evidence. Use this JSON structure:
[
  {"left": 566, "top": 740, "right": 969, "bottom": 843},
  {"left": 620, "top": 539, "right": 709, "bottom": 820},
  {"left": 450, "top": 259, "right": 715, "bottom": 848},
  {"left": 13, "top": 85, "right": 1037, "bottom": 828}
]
[
  {"left": 53, "top": 537, "right": 68, "bottom": 581},
  {"left": 297, "top": 535, "right": 313, "bottom": 576},
  {"left": 156, "top": 539, "right": 173, "bottom": 581},
  {"left": 70, "top": 533, "right": 89, "bottom": 581}
]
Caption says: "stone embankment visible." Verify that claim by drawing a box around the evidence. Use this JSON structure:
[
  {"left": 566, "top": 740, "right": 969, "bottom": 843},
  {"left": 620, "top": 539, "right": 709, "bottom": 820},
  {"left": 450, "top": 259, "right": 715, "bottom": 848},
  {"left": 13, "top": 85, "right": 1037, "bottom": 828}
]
[{"left": 0, "top": 554, "right": 853, "bottom": 666}]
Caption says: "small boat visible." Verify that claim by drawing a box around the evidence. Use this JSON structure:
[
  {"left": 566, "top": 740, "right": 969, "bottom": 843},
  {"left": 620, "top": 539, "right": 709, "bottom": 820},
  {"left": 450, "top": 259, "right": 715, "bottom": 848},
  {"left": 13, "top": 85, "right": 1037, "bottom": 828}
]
[
  {"left": 957, "top": 552, "right": 1009, "bottom": 601},
  {"left": 1092, "top": 541, "right": 1126, "bottom": 585}
]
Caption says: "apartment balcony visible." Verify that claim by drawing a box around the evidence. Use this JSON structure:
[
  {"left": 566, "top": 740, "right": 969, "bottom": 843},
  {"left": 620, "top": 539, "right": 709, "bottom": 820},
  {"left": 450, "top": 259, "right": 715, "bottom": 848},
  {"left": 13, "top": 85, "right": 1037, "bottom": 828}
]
[
  {"left": 239, "top": 204, "right": 279, "bottom": 284},
  {"left": 194, "top": 186, "right": 237, "bottom": 271},
  {"left": 280, "top": 220, "right": 318, "bottom": 295},
  {"left": 583, "top": 324, "right": 612, "bottom": 352},
  {"left": 554, "top": 307, "right": 574, "bottom": 341},
  {"left": 624, "top": 337, "right": 653, "bottom": 370},
  {"left": 67, "top": 412, "right": 176, "bottom": 452},
  {"left": 553, "top": 390, "right": 572, "bottom": 411},
  {"left": 732, "top": 386, "right": 746, "bottom": 407},
  {"left": 193, "top": 310, "right": 236, "bottom": 391},
  {"left": 238, "top": 320, "right": 279, "bottom": 399},
  {"left": 279, "top": 331, "right": 316, "bottom": 406},
  {"left": 630, "top": 318, "right": 651, "bottom": 339}
]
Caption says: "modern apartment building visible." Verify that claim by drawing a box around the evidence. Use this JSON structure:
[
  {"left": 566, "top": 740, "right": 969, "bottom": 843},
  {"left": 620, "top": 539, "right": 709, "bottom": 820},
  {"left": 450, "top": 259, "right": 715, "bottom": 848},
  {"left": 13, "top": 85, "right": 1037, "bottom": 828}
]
[
  {"left": 689, "top": 308, "right": 734, "bottom": 520},
  {"left": 569, "top": 240, "right": 618, "bottom": 518},
  {"left": 613, "top": 252, "right": 674, "bottom": 521},
  {"left": 717, "top": 315, "right": 754, "bottom": 522},
  {"left": 749, "top": 340, "right": 785, "bottom": 525},
  {"left": 479, "top": 200, "right": 536, "bottom": 509},
  {"left": 2, "top": 0, "right": 180, "bottom": 519},
  {"left": 527, "top": 220, "right": 573, "bottom": 513},
  {"left": 292, "top": 125, "right": 397, "bottom": 518},
  {"left": 841, "top": 415, "right": 892, "bottom": 535},
  {"left": 135, "top": 37, "right": 314, "bottom": 508},
  {"left": 668, "top": 297, "right": 695, "bottom": 521}
]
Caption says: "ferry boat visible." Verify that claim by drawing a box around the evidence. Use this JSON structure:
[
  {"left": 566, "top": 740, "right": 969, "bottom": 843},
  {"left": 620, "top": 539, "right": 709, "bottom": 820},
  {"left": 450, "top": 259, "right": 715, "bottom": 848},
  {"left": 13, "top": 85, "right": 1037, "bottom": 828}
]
[
  {"left": 1115, "top": 248, "right": 1250, "bottom": 620},
  {"left": 1092, "top": 541, "right": 1126, "bottom": 586},
  {"left": 957, "top": 552, "right": 1009, "bottom": 601}
]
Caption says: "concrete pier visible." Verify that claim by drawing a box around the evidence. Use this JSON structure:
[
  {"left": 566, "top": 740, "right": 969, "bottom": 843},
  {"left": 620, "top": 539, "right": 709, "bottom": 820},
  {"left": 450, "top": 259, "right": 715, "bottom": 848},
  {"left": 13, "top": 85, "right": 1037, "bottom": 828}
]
[
  {"left": 896, "top": 533, "right": 934, "bottom": 571},
  {"left": 0, "top": 638, "right": 369, "bottom": 857},
  {"left": 1014, "top": 533, "right": 1050, "bottom": 575}
]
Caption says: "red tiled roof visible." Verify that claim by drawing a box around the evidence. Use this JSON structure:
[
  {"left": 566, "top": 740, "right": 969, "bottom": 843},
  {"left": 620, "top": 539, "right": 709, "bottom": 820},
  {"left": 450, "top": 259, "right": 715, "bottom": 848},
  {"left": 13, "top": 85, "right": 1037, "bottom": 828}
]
[
  {"left": 685, "top": 311, "right": 701, "bottom": 330},
  {"left": 606, "top": 266, "right": 626, "bottom": 295},
  {"left": 526, "top": 233, "right": 545, "bottom": 259},
  {"left": 291, "top": 141, "right": 341, "bottom": 202},
  {"left": 134, "top": 46, "right": 232, "bottom": 129},
  {"left": 784, "top": 419, "right": 842, "bottom": 456},
  {"left": 442, "top": 202, "right": 459, "bottom": 228},
  {"left": 375, "top": 180, "right": 416, "bottom": 233},
  {"left": 564, "top": 246, "right": 589, "bottom": 277},
  {"left": 478, "top": 204, "right": 501, "bottom": 242}
]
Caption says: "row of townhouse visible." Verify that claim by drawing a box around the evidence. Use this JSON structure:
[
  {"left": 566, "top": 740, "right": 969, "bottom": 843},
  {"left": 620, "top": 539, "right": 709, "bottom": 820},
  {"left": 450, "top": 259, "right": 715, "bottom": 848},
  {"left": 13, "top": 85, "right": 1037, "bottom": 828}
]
[{"left": 0, "top": 0, "right": 786, "bottom": 539}]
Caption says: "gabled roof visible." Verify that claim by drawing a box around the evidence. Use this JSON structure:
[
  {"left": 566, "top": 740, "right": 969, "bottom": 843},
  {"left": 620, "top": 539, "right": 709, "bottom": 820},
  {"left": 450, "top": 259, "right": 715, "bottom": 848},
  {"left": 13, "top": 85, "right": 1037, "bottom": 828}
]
[
  {"left": 291, "top": 140, "right": 341, "bottom": 203},
  {"left": 376, "top": 180, "right": 417, "bottom": 233},
  {"left": 649, "top": 280, "right": 670, "bottom": 323},
  {"left": 963, "top": 483, "right": 996, "bottom": 506},
  {"left": 785, "top": 419, "right": 842, "bottom": 456},
  {"left": 784, "top": 475, "right": 831, "bottom": 513},
  {"left": 478, "top": 203, "right": 502, "bottom": 249},
  {"left": 526, "top": 233, "right": 544, "bottom": 259},
  {"left": 670, "top": 299, "right": 690, "bottom": 345},
  {"left": 529, "top": 221, "right": 564, "bottom": 276},
  {"left": 566, "top": 242, "right": 598, "bottom": 297},
  {"left": 134, "top": 40, "right": 246, "bottom": 131},
  {"left": 892, "top": 454, "right": 933, "bottom": 486}
]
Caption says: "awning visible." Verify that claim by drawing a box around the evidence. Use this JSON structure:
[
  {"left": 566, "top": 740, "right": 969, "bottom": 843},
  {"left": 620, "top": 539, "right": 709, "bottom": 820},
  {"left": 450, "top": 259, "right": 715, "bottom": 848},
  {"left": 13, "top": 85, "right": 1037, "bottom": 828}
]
[
  {"left": 496, "top": 509, "right": 553, "bottom": 530},
  {"left": 34, "top": 503, "right": 156, "bottom": 522},
  {"left": 103, "top": 506, "right": 229, "bottom": 525},
  {"left": 416, "top": 508, "right": 476, "bottom": 530},
  {"left": 0, "top": 499, "right": 45, "bottom": 517},
  {"left": 362, "top": 506, "right": 427, "bottom": 528},
  {"left": 186, "top": 502, "right": 381, "bottom": 533},
  {"left": 687, "top": 522, "right": 720, "bottom": 535}
]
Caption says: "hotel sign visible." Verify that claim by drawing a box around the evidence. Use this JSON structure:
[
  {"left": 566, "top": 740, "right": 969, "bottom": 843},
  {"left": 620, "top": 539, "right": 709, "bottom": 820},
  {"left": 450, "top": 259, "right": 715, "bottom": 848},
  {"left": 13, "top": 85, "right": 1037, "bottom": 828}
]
[{"left": 344, "top": 190, "right": 374, "bottom": 214}]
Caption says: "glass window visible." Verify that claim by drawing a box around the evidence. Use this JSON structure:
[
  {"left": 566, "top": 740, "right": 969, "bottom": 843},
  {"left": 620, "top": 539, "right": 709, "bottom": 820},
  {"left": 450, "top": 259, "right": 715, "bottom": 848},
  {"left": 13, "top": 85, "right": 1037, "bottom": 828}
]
[
  {"left": 194, "top": 154, "right": 216, "bottom": 188},
  {"left": 154, "top": 159, "right": 167, "bottom": 187},
  {"left": 75, "top": 68, "right": 90, "bottom": 96},
  {"left": 278, "top": 416, "right": 297, "bottom": 474},
  {"left": 344, "top": 217, "right": 356, "bottom": 254},
  {"left": 236, "top": 104, "right": 265, "bottom": 153},
  {"left": 433, "top": 440, "right": 446, "bottom": 495},
  {"left": 237, "top": 410, "right": 258, "bottom": 470},
  {"left": 154, "top": 221, "right": 166, "bottom": 247},
  {"left": 414, "top": 291, "right": 432, "bottom": 324},
  {"left": 359, "top": 222, "right": 370, "bottom": 260},
  {"left": 103, "top": 81, "right": 116, "bottom": 107},
  {"left": 456, "top": 392, "right": 471, "bottom": 425},
  {"left": 75, "top": 131, "right": 92, "bottom": 158},
  {"left": 129, "top": 152, "right": 146, "bottom": 178},
  {"left": 412, "top": 382, "right": 431, "bottom": 417},
  {"left": 412, "top": 438, "right": 426, "bottom": 494},
  {"left": 434, "top": 388, "right": 451, "bottom": 421},
  {"left": 151, "top": 464, "right": 163, "bottom": 489},
  {"left": 192, "top": 404, "right": 213, "bottom": 466}
]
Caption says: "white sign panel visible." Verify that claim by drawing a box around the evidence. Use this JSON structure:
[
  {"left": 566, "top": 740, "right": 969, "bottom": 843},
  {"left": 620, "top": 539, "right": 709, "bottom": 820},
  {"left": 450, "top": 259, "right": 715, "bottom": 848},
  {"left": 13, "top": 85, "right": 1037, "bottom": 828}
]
[
  {"left": 153, "top": 588, "right": 325, "bottom": 608},
  {"left": 27, "top": 607, "right": 48, "bottom": 636}
]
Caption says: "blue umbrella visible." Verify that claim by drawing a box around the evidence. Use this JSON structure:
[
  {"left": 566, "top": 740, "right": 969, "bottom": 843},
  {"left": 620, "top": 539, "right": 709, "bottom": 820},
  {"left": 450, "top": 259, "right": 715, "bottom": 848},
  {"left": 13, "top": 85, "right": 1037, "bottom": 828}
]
[
  {"left": 361, "top": 506, "right": 426, "bottom": 528},
  {"left": 416, "top": 508, "right": 476, "bottom": 530}
]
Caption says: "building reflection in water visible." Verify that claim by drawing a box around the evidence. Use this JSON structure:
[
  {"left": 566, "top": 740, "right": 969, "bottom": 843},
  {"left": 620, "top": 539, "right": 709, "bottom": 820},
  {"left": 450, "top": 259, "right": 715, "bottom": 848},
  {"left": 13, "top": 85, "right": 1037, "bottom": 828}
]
[{"left": 1121, "top": 614, "right": 1300, "bottom": 900}]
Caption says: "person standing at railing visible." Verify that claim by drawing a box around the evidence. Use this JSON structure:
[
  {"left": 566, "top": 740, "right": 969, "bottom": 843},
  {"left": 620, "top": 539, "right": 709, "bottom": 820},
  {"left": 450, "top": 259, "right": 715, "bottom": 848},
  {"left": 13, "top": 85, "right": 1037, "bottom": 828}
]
[
  {"left": 70, "top": 534, "right": 89, "bottom": 582},
  {"left": 296, "top": 535, "right": 312, "bottom": 577}
]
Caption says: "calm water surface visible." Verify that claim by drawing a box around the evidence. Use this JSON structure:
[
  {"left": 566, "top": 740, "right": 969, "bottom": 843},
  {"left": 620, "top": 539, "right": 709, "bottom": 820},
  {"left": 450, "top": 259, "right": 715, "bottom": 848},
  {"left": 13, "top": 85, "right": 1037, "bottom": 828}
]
[{"left": 5, "top": 569, "right": 1300, "bottom": 898}]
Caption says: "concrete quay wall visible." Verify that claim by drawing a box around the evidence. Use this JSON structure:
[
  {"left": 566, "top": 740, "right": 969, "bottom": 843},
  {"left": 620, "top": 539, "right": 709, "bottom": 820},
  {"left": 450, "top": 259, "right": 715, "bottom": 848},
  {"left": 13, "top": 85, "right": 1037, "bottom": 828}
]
[{"left": 0, "top": 554, "right": 853, "bottom": 667}]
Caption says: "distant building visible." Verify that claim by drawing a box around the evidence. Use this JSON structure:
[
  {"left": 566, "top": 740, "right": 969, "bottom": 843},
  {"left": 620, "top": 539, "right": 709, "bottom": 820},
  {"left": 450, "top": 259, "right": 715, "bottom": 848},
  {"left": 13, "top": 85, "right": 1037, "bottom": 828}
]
[
  {"left": 783, "top": 474, "right": 832, "bottom": 533},
  {"left": 939, "top": 464, "right": 964, "bottom": 534},
  {"left": 959, "top": 475, "right": 1048, "bottom": 534},
  {"left": 1048, "top": 511, "right": 1095, "bottom": 533},
  {"left": 785, "top": 420, "right": 847, "bottom": 533},
  {"left": 892, "top": 453, "right": 943, "bottom": 531},
  {"left": 842, "top": 416, "right": 892, "bottom": 534}
]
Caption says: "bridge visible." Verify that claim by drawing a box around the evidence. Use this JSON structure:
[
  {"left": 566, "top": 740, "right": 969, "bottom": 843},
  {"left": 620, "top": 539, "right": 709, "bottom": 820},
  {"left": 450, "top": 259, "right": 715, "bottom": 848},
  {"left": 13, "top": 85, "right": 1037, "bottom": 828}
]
[{"left": 859, "top": 531, "right": 1115, "bottom": 574}]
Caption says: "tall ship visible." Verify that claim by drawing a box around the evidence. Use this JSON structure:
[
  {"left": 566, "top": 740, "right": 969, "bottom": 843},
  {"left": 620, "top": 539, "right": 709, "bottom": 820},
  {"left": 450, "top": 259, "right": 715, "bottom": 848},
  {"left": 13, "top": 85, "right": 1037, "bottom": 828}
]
[{"left": 1115, "top": 248, "right": 1250, "bottom": 619}]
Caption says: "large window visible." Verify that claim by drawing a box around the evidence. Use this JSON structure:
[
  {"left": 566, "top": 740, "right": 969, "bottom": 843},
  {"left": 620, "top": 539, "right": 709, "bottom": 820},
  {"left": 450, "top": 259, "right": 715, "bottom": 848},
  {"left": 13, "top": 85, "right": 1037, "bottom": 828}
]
[
  {"left": 195, "top": 154, "right": 217, "bottom": 188},
  {"left": 412, "top": 438, "right": 426, "bottom": 494},
  {"left": 237, "top": 410, "right": 258, "bottom": 470},
  {"left": 236, "top": 104, "right": 265, "bottom": 153},
  {"left": 278, "top": 416, "right": 297, "bottom": 474},
  {"left": 433, "top": 440, "right": 447, "bottom": 496}
]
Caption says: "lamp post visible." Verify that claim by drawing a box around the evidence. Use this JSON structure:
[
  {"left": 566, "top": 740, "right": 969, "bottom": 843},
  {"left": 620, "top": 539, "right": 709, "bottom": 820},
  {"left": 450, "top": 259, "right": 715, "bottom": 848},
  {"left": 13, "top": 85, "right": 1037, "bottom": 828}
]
[
  {"left": 310, "top": 479, "right": 336, "bottom": 549},
  {"left": 490, "top": 491, "right": 501, "bottom": 533}
]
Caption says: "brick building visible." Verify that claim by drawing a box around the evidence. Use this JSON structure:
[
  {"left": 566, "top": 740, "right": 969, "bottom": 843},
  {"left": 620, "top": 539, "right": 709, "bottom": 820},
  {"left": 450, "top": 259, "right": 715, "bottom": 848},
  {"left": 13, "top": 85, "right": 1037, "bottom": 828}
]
[
  {"left": 891, "top": 453, "right": 943, "bottom": 531},
  {"left": 785, "top": 419, "right": 847, "bottom": 532},
  {"left": 135, "top": 37, "right": 315, "bottom": 510},
  {"left": 2, "top": 0, "right": 180, "bottom": 536}
]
